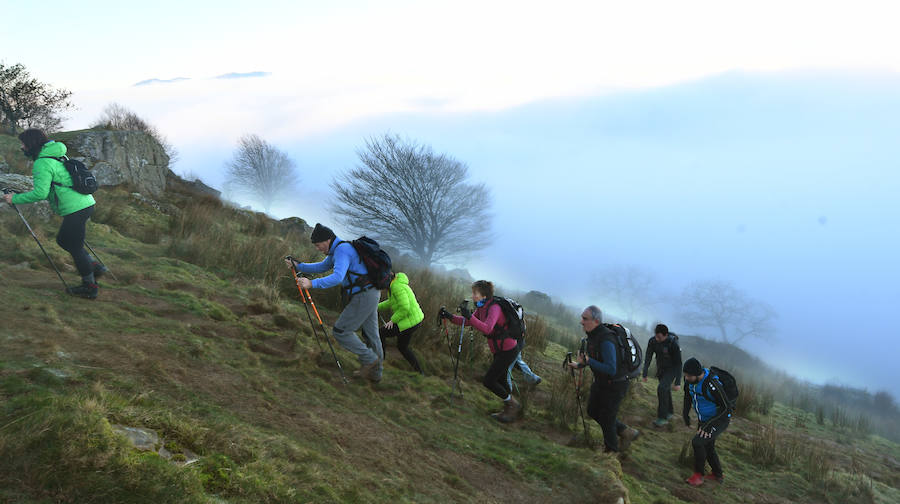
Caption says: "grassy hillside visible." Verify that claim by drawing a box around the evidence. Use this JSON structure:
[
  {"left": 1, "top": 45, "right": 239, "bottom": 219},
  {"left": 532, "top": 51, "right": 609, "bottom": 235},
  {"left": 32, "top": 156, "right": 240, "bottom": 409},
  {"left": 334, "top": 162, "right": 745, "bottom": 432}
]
[{"left": 1, "top": 137, "right": 898, "bottom": 503}]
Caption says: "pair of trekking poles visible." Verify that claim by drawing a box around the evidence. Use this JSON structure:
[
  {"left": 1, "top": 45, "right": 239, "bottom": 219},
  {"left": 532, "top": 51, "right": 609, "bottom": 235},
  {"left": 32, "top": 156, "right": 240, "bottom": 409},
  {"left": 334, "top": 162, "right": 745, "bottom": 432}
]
[
  {"left": 287, "top": 257, "right": 349, "bottom": 384},
  {"left": 564, "top": 352, "right": 594, "bottom": 449},
  {"left": 437, "top": 305, "right": 468, "bottom": 404},
  {"left": 2, "top": 188, "right": 115, "bottom": 291}
]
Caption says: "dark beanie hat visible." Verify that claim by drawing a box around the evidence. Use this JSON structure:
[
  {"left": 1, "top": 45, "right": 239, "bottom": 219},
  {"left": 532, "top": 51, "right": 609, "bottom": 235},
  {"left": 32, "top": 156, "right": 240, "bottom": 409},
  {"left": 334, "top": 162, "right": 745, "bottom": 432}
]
[
  {"left": 310, "top": 223, "right": 336, "bottom": 243},
  {"left": 683, "top": 358, "right": 702, "bottom": 376}
]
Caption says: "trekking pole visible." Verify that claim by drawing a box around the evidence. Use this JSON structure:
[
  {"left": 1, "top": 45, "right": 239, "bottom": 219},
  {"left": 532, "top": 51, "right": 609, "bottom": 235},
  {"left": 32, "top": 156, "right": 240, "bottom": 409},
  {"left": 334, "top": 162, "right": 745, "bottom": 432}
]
[
  {"left": 564, "top": 352, "right": 593, "bottom": 449},
  {"left": 450, "top": 317, "right": 466, "bottom": 404},
  {"left": 2, "top": 189, "right": 69, "bottom": 291},
  {"left": 302, "top": 284, "right": 349, "bottom": 384},
  {"left": 83, "top": 240, "right": 117, "bottom": 281},
  {"left": 438, "top": 307, "right": 453, "bottom": 359},
  {"left": 287, "top": 259, "right": 323, "bottom": 352}
]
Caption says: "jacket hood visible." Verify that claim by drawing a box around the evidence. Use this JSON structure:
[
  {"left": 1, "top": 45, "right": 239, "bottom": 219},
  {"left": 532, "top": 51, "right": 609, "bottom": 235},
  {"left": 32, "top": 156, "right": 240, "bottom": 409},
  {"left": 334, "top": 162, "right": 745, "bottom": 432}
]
[
  {"left": 393, "top": 272, "right": 409, "bottom": 285},
  {"left": 38, "top": 141, "right": 67, "bottom": 158}
]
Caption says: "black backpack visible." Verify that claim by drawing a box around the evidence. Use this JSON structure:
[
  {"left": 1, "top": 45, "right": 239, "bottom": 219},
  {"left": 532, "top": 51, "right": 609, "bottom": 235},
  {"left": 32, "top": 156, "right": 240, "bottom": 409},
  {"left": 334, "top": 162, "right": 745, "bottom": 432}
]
[
  {"left": 491, "top": 296, "right": 526, "bottom": 344},
  {"left": 337, "top": 237, "right": 392, "bottom": 290},
  {"left": 605, "top": 323, "right": 643, "bottom": 380},
  {"left": 708, "top": 366, "right": 739, "bottom": 412},
  {"left": 39, "top": 156, "right": 99, "bottom": 195}
]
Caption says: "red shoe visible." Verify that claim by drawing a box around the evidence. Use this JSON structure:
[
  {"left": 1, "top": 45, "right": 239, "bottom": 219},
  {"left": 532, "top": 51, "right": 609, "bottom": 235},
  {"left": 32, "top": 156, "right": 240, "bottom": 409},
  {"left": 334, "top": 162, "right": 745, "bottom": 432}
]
[
  {"left": 704, "top": 473, "right": 723, "bottom": 483},
  {"left": 685, "top": 473, "right": 704, "bottom": 486}
]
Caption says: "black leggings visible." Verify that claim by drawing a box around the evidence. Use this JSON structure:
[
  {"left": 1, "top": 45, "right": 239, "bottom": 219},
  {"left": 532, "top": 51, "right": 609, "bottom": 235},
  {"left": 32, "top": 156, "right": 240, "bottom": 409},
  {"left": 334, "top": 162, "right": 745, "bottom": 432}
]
[
  {"left": 379, "top": 322, "right": 423, "bottom": 373},
  {"left": 482, "top": 348, "right": 519, "bottom": 399},
  {"left": 56, "top": 205, "right": 94, "bottom": 278},
  {"left": 693, "top": 416, "right": 730, "bottom": 476}
]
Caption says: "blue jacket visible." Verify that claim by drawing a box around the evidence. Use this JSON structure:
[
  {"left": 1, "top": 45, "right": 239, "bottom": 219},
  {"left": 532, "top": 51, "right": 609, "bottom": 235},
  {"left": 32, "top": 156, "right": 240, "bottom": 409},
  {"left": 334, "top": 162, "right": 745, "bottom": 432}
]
[
  {"left": 296, "top": 237, "right": 369, "bottom": 294},
  {"left": 684, "top": 368, "right": 730, "bottom": 425}
]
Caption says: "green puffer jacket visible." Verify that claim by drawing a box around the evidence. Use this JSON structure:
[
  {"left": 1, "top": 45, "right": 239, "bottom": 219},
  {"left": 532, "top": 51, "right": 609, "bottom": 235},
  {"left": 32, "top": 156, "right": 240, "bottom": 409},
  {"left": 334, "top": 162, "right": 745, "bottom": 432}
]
[
  {"left": 11, "top": 141, "right": 95, "bottom": 216},
  {"left": 378, "top": 272, "right": 425, "bottom": 332}
]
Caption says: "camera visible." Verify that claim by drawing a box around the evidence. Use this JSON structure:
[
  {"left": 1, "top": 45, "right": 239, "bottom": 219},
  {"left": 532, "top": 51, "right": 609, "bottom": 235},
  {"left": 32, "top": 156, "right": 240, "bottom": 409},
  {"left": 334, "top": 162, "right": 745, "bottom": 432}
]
[{"left": 456, "top": 299, "right": 470, "bottom": 314}]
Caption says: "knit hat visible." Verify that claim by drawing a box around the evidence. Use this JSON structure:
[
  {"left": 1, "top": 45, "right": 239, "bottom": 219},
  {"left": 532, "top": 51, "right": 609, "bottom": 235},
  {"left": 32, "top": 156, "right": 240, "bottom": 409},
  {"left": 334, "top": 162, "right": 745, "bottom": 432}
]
[
  {"left": 683, "top": 357, "right": 703, "bottom": 376},
  {"left": 310, "top": 223, "right": 336, "bottom": 243}
]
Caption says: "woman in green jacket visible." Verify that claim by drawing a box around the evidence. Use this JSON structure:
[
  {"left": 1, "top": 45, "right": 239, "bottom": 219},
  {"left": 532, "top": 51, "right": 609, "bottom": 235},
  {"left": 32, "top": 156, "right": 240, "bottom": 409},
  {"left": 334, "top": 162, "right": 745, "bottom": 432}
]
[
  {"left": 3, "top": 129, "right": 104, "bottom": 299},
  {"left": 378, "top": 272, "right": 425, "bottom": 375}
]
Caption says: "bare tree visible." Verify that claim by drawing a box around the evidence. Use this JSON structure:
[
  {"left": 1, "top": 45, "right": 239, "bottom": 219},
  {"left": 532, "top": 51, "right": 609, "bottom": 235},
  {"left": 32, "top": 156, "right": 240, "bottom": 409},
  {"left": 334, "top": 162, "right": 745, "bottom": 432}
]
[
  {"left": 330, "top": 134, "right": 491, "bottom": 265},
  {"left": 592, "top": 265, "right": 660, "bottom": 323},
  {"left": 679, "top": 280, "right": 776, "bottom": 345},
  {"left": 225, "top": 134, "right": 298, "bottom": 213},
  {"left": 0, "top": 63, "right": 74, "bottom": 134},
  {"left": 91, "top": 102, "right": 179, "bottom": 166}
]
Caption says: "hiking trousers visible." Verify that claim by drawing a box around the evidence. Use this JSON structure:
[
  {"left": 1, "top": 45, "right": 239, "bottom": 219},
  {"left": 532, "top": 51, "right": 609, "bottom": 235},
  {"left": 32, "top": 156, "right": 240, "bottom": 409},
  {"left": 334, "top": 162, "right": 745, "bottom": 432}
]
[
  {"left": 507, "top": 350, "right": 541, "bottom": 390},
  {"left": 587, "top": 379, "right": 630, "bottom": 452},
  {"left": 693, "top": 416, "right": 730, "bottom": 476},
  {"left": 56, "top": 205, "right": 94, "bottom": 278},
  {"left": 333, "top": 287, "right": 382, "bottom": 379},
  {"left": 483, "top": 348, "right": 519, "bottom": 399},
  {"left": 379, "top": 322, "right": 423, "bottom": 374},
  {"left": 657, "top": 366, "right": 680, "bottom": 419}
]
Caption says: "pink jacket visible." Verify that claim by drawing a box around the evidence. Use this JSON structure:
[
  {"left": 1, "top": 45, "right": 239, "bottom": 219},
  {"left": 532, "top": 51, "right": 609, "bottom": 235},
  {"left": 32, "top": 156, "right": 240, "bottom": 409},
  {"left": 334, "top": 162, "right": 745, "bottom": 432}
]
[{"left": 449, "top": 302, "right": 518, "bottom": 353}]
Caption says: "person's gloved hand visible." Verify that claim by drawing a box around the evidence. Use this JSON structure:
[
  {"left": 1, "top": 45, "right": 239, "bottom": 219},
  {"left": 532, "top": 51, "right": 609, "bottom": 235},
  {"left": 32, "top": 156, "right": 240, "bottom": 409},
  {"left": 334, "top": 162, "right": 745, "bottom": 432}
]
[
  {"left": 439, "top": 307, "right": 454, "bottom": 320},
  {"left": 459, "top": 305, "right": 472, "bottom": 320}
]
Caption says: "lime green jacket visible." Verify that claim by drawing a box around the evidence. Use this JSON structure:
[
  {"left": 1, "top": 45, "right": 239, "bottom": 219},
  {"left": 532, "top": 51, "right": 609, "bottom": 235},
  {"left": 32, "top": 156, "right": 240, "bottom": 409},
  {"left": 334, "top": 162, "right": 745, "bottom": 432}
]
[
  {"left": 12, "top": 141, "right": 95, "bottom": 216},
  {"left": 378, "top": 272, "right": 425, "bottom": 332}
]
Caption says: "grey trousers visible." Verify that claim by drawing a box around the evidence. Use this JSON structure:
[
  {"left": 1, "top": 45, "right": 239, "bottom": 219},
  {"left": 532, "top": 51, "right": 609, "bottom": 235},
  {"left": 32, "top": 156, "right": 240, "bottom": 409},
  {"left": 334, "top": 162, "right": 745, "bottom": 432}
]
[{"left": 333, "top": 287, "right": 382, "bottom": 378}]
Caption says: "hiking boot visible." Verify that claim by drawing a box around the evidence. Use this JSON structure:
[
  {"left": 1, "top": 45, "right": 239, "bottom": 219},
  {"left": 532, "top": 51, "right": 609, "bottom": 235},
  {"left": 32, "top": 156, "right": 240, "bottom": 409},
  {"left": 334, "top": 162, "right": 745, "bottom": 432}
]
[
  {"left": 532, "top": 376, "right": 542, "bottom": 386},
  {"left": 92, "top": 262, "right": 108, "bottom": 279},
  {"left": 496, "top": 398, "right": 520, "bottom": 423},
  {"left": 619, "top": 428, "right": 640, "bottom": 451},
  {"left": 686, "top": 473, "right": 704, "bottom": 486},
  {"left": 704, "top": 473, "right": 723, "bottom": 483},
  {"left": 653, "top": 418, "right": 668, "bottom": 428},
  {"left": 354, "top": 360, "right": 378, "bottom": 380},
  {"left": 67, "top": 282, "right": 98, "bottom": 299}
]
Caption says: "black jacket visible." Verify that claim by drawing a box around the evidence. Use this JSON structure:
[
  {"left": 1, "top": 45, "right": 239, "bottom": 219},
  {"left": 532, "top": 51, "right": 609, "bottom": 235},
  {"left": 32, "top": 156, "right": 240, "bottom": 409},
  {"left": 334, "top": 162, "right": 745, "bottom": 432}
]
[{"left": 642, "top": 333, "right": 682, "bottom": 383}]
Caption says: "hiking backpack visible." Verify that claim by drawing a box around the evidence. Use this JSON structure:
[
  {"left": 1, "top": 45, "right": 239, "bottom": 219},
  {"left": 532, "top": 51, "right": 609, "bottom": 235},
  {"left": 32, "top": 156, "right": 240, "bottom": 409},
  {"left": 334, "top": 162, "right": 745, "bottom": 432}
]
[
  {"left": 707, "top": 366, "right": 739, "bottom": 412},
  {"left": 491, "top": 296, "right": 526, "bottom": 344},
  {"left": 337, "top": 237, "right": 393, "bottom": 290},
  {"left": 604, "top": 323, "right": 643, "bottom": 380},
  {"left": 39, "top": 156, "right": 99, "bottom": 195}
]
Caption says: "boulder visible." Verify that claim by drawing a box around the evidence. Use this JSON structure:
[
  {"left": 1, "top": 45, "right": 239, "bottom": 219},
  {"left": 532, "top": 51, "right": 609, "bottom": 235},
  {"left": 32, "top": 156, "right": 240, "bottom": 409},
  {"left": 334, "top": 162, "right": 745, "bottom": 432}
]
[
  {"left": 61, "top": 130, "right": 169, "bottom": 197},
  {"left": 0, "top": 173, "right": 53, "bottom": 220}
]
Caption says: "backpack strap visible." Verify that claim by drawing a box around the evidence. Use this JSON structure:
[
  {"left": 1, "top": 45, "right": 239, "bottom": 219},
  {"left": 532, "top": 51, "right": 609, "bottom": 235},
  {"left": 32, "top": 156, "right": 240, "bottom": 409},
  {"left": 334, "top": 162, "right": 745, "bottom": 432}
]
[{"left": 331, "top": 240, "right": 370, "bottom": 290}]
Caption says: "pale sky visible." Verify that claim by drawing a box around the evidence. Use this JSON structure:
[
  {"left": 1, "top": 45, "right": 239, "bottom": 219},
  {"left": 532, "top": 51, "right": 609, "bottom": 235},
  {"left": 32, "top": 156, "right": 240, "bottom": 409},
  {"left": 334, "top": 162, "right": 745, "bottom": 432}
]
[{"left": 3, "top": 0, "right": 900, "bottom": 138}]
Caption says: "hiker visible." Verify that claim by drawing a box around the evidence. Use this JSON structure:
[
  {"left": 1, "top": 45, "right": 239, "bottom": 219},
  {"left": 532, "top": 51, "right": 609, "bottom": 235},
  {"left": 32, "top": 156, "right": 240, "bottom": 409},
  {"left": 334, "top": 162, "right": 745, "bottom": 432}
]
[
  {"left": 682, "top": 357, "right": 731, "bottom": 486},
  {"left": 642, "top": 323, "right": 683, "bottom": 427},
  {"left": 377, "top": 271, "right": 425, "bottom": 375},
  {"left": 3, "top": 129, "right": 105, "bottom": 299},
  {"left": 285, "top": 223, "right": 383, "bottom": 382},
  {"left": 567, "top": 305, "right": 640, "bottom": 452},
  {"left": 439, "top": 280, "right": 521, "bottom": 422}
]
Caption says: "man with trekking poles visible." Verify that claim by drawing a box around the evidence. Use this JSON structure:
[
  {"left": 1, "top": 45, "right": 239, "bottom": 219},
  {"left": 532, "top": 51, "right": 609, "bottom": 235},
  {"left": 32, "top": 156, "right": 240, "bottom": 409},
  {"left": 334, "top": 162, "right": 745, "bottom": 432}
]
[
  {"left": 285, "top": 223, "right": 384, "bottom": 382},
  {"left": 567, "top": 305, "right": 641, "bottom": 453}
]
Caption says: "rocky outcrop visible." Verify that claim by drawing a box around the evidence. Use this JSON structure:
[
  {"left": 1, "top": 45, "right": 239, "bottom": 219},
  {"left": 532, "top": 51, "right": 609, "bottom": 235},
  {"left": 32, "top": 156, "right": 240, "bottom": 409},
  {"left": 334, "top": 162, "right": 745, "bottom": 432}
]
[{"left": 61, "top": 130, "right": 169, "bottom": 197}]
